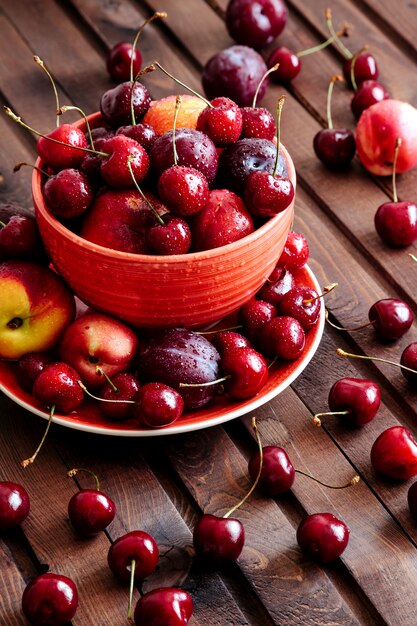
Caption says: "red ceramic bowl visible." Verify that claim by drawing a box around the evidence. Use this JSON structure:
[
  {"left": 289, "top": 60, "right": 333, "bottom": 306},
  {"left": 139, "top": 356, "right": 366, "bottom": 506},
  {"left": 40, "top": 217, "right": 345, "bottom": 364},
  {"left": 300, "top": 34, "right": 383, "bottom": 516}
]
[{"left": 33, "top": 113, "right": 296, "bottom": 329}]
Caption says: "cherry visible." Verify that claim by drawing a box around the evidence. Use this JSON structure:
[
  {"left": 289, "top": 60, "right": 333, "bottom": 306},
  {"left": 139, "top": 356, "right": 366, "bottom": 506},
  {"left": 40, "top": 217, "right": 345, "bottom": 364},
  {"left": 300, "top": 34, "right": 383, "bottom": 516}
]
[
  {"left": 297, "top": 513, "right": 349, "bottom": 563},
  {"left": 225, "top": 0, "right": 288, "bottom": 49},
  {"left": 313, "top": 76, "right": 356, "bottom": 168},
  {"left": 375, "top": 138, "right": 417, "bottom": 247},
  {"left": 108, "top": 530, "right": 159, "bottom": 582},
  {"left": 202, "top": 45, "right": 268, "bottom": 107},
  {"left": 0, "top": 482, "right": 30, "bottom": 531},
  {"left": 134, "top": 587, "right": 193, "bottom": 626},
  {"left": 244, "top": 96, "right": 295, "bottom": 217},
  {"left": 221, "top": 346, "right": 269, "bottom": 398},
  {"left": 343, "top": 51, "right": 379, "bottom": 89},
  {"left": 257, "top": 266, "right": 295, "bottom": 305},
  {"left": 313, "top": 378, "right": 381, "bottom": 427},
  {"left": 43, "top": 168, "right": 94, "bottom": 219},
  {"left": 238, "top": 299, "right": 277, "bottom": 343},
  {"left": 351, "top": 80, "right": 389, "bottom": 119},
  {"left": 116, "top": 122, "right": 159, "bottom": 151},
  {"left": 22, "top": 573, "right": 78, "bottom": 625},
  {"left": 407, "top": 481, "right": 417, "bottom": 519},
  {"left": 260, "top": 316, "right": 306, "bottom": 360},
  {"left": 371, "top": 426, "right": 417, "bottom": 480},
  {"left": 133, "top": 382, "right": 184, "bottom": 428},
  {"left": 37, "top": 124, "right": 88, "bottom": 170},
  {"left": 0, "top": 211, "right": 44, "bottom": 261},
  {"left": 278, "top": 285, "right": 322, "bottom": 331},
  {"left": 148, "top": 213, "right": 192, "bottom": 255},
  {"left": 249, "top": 446, "right": 295, "bottom": 495},
  {"left": 97, "top": 372, "right": 140, "bottom": 421},
  {"left": 67, "top": 468, "right": 116, "bottom": 536},
  {"left": 368, "top": 298, "right": 413, "bottom": 340},
  {"left": 278, "top": 232, "right": 309, "bottom": 271},
  {"left": 241, "top": 106, "right": 275, "bottom": 140},
  {"left": 16, "top": 352, "right": 54, "bottom": 392},
  {"left": 100, "top": 81, "right": 151, "bottom": 128},
  {"left": 211, "top": 330, "right": 252, "bottom": 355},
  {"left": 100, "top": 135, "right": 149, "bottom": 188},
  {"left": 400, "top": 342, "right": 417, "bottom": 383},
  {"left": 197, "top": 96, "right": 243, "bottom": 146}
]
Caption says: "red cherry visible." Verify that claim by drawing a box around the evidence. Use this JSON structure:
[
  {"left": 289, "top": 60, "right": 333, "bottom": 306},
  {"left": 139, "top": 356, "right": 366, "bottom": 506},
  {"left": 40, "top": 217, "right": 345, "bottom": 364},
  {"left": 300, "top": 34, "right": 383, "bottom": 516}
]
[
  {"left": 33, "top": 362, "right": 84, "bottom": 414},
  {"left": 197, "top": 97, "right": 243, "bottom": 146},
  {"left": 100, "top": 135, "right": 150, "bottom": 188},
  {"left": 327, "top": 378, "right": 381, "bottom": 426},
  {"left": 238, "top": 299, "right": 277, "bottom": 343},
  {"left": 279, "top": 286, "right": 321, "bottom": 330},
  {"left": 68, "top": 473, "right": 116, "bottom": 536},
  {"left": 133, "top": 382, "right": 184, "bottom": 428},
  {"left": 108, "top": 530, "right": 159, "bottom": 582},
  {"left": 16, "top": 352, "right": 54, "bottom": 392},
  {"left": 37, "top": 124, "right": 87, "bottom": 170},
  {"left": 257, "top": 266, "right": 295, "bottom": 305},
  {"left": 0, "top": 213, "right": 44, "bottom": 261},
  {"left": 211, "top": 330, "right": 252, "bottom": 355},
  {"left": 106, "top": 42, "right": 142, "bottom": 82},
  {"left": 0, "top": 482, "right": 30, "bottom": 531},
  {"left": 226, "top": 0, "right": 288, "bottom": 49},
  {"left": 278, "top": 232, "right": 309, "bottom": 271},
  {"left": 260, "top": 316, "right": 306, "bottom": 360},
  {"left": 248, "top": 446, "right": 295, "bottom": 495},
  {"left": 96, "top": 372, "right": 140, "bottom": 421},
  {"left": 297, "top": 513, "right": 349, "bottom": 563},
  {"left": 371, "top": 426, "right": 417, "bottom": 480},
  {"left": 147, "top": 214, "right": 192, "bottom": 255},
  {"left": 244, "top": 169, "right": 294, "bottom": 216},
  {"left": 375, "top": 201, "right": 417, "bottom": 247},
  {"left": 100, "top": 81, "right": 151, "bottom": 128},
  {"left": 400, "top": 342, "right": 417, "bottom": 383},
  {"left": 267, "top": 46, "right": 301, "bottom": 83},
  {"left": 158, "top": 166, "right": 209, "bottom": 217},
  {"left": 343, "top": 52, "right": 379, "bottom": 88},
  {"left": 134, "top": 587, "right": 193, "bottom": 626},
  {"left": 116, "top": 122, "right": 159, "bottom": 151},
  {"left": 351, "top": 80, "right": 389, "bottom": 118},
  {"left": 43, "top": 168, "right": 94, "bottom": 219},
  {"left": 22, "top": 573, "right": 78, "bottom": 625},
  {"left": 221, "top": 346, "right": 268, "bottom": 398},
  {"left": 368, "top": 298, "right": 413, "bottom": 340},
  {"left": 193, "top": 513, "right": 244, "bottom": 563},
  {"left": 240, "top": 106, "right": 275, "bottom": 140}
]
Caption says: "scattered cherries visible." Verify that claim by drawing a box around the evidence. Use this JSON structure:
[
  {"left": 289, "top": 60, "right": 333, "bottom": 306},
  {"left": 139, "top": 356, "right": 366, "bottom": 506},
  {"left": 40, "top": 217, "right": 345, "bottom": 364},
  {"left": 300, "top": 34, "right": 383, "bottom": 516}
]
[
  {"left": 22, "top": 573, "right": 78, "bottom": 626},
  {"left": 0, "top": 481, "right": 30, "bottom": 531},
  {"left": 67, "top": 468, "right": 116, "bottom": 536},
  {"left": 297, "top": 512, "right": 349, "bottom": 563}
]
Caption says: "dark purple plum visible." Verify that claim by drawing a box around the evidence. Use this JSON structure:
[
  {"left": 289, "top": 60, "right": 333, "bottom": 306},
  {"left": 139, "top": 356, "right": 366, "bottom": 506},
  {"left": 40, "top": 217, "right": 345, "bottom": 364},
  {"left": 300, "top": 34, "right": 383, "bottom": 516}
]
[
  {"left": 100, "top": 82, "right": 151, "bottom": 127},
  {"left": 218, "top": 138, "right": 288, "bottom": 194},
  {"left": 139, "top": 328, "right": 221, "bottom": 409},
  {"left": 150, "top": 128, "right": 218, "bottom": 186},
  {"left": 202, "top": 45, "right": 268, "bottom": 107}
]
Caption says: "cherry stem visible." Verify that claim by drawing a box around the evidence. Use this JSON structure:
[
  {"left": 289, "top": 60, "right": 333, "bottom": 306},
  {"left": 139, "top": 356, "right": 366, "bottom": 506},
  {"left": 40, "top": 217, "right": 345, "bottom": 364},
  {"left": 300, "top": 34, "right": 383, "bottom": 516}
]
[
  {"left": 391, "top": 137, "right": 402, "bottom": 203},
  {"left": 0, "top": 220, "right": 5, "bottom": 228},
  {"left": 303, "top": 282, "right": 338, "bottom": 305},
  {"left": 267, "top": 356, "right": 278, "bottom": 369},
  {"left": 127, "top": 558, "right": 136, "bottom": 624},
  {"left": 195, "top": 324, "right": 243, "bottom": 335},
  {"left": 59, "top": 105, "right": 95, "bottom": 150},
  {"left": 179, "top": 376, "right": 230, "bottom": 388},
  {"left": 273, "top": 95, "right": 285, "bottom": 178},
  {"left": 325, "top": 7, "right": 352, "bottom": 59},
  {"left": 295, "top": 468, "right": 360, "bottom": 489},
  {"left": 350, "top": 45, "right": 368, "bottom": 92},
  {"left": 13, "top": 161, "right": 50, "bottom": 177},
  {"left": 325, "top": 309, "right": 376, "bottom": 332},
  {"left": 130, "top": 64, "right": 156, "bottom": 126},
  {"left": 336, "top": 347, "right": 417, "bottom": 378},
  {"left": 21, "top": 405, "right": 55, "bottom": 468},
  {"left": 4, "top": 106, "right": 109, "bottom": 157},
  {"left": 252, "top": 63, "right": 279, "bottom": 108},
  {"left": 410, "top": 253, "right": 417, "bottom": 263},
  {"left": 34, "top": 56, "right": 60, "bottom": 127},
  {"left": 172, "top": 95, "right": 182, "bottom": 166},
  {"left": 224, "top": 417, "right": 263, "bottom": 518},
  {"left": 296, "top": 27, "right": 349, "bottom": 59},
  {"left": 312, "top": 410, "right": 350, "bottom": 427},
  {"left": 154, "top": 61, "right": 212, "bottom": 108},
  {"left": 95, "top": 366, "right": 118, "bottom": 393},
  {"left": 326, "top": 75, "right": 343, "bottom": 130},
  {"left": 77, "top": 381, "right": 136, "bottom": 404},
  {"left": 67, "top": 467, "right": 101, "bottom": 491},
  {"left": 129, "top": 12, "right": 167, "bottom": 84},
  {"left": 127, "top": 156, "right": 165, "bottom": 225}
]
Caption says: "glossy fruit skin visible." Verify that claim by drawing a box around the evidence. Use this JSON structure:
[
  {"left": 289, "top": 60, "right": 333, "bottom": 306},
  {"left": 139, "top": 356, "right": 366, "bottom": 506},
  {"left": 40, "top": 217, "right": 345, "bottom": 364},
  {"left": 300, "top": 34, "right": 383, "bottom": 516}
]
[
  {"left": 240, "top": 107, "right": 275, "bottom": 140},
  {"left": 371, "top": 426, "right": 417, "bottom": 480},
  {"left": 328, "top": 378, "right": 381, "bottom": 426},
  {"left": 238, "top": 299, "right": 277, "bottom": 343},
  {"left": 0, "top": 482, "right": 30, "bottom": 531},
  {"left": 313, "top": 128, "right": 356, "bottom": 168},
  {"left": 133, "top": 382, "right": 184, "bottom": 428},
  {"left": 197, "top": 97, "right": 243, "bottom": 146},
  {"left": 0, "top": 213, "right": 44, "bottom": 261},
  {"left": 400, "top": 342, "right": 417, "bottom": 383},
  {"left": 368, "top": 298, "right": 413, "bottom": 340},
  {"left": 134, "top": 587, "right": 193, "bottom": 626},
  {"left": 106, "top": 42, "right": 142, "bottom": 82},
  {"left": 147, "top": 214, "right": 192, "bottom": 256},
  {"left": 16, "top": 352, "right": 53, "bottom": 392},
  {"left": 37, "top": 124, "right": 87, "bottom": 170},
  {"left": 278, "top": 232, "right": 309, "bottom": 271},
  {"left": 99, "top": 372, "right": 140, "bottom": 421},
  {"left": 100, "top": 81, "right": 151, "bottom": 127},
  {"left": 374, "top": 201, "right": 417, "bottom": 247},
  {"left": 279, "top": 286, "right": 320, "bottom": 330},
  {"left": 407, "top": 481, "right": 417, "bottom": 519},
  {"left": 297, "top": 513, "right": 349, "bottom": 563},
  {"left": 108, "top": 530, "right": 159, "bottom": 582},
  {"left": 22, "top": 573, "right": 78, "bottom": 625},
  {"left": 100, "top": 135, "right": 150, "bottom": 188},
  {"left": 116, "top": 122, "right": 159, "bottom": 151},
  {"left": 43, "top": 169, "right": 94, "bottom": 219},
  {"left": 68, "top": 489, "right": 116, "bottom": 536},
  {"left": 32, "top": 362, "right": 84, "bottom": 414},
  {"left": 257, "top": 266, "right": 295, "bottom": 305},
  {"left": 248, "top": 446, "right": 295, "bottom": 495},
  {"left": 351, "top": 80, "right": 389, "bottom": 118},
  {"left": 226, "top": 0, "right": 288, "bottom": 49},
  {"left": 260, "top": 316, "right": 305, "bottom": 360},
  {"left": 244, "top": 170, "right": 295, "bottom": 217},
  {"left": 212, "top": 331, "right": 252, "bottom": 356},
  {"left": 202, "top": 45, "right": 269, "bottom": 107},
  {"left": 343, "top": 52, "right": 378, "bottom": 88},
  {"left": 158, "top": 166, "right": 209, "bottom": 216},
  {"left": 193, "top": 513, "right": 245, "bottom": 563},
  {"left": 267, "top": 46, "right": 301, "bottom": 83},
  {"left": 221, "top": 346, "right": 269, "bottom": 398}
]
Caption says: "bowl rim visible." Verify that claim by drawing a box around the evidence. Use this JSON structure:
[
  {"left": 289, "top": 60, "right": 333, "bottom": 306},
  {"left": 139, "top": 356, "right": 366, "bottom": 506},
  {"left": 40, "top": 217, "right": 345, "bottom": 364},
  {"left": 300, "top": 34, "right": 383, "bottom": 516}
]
[{"left": 32, "top": 111, "right": 296, "bottom": 263}]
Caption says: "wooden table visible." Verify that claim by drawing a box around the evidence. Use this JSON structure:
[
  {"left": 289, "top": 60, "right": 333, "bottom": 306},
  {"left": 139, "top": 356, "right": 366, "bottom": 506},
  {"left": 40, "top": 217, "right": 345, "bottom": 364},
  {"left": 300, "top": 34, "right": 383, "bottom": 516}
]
[{"left": 1, "top": 1, "right": 417, "bottom": 624}]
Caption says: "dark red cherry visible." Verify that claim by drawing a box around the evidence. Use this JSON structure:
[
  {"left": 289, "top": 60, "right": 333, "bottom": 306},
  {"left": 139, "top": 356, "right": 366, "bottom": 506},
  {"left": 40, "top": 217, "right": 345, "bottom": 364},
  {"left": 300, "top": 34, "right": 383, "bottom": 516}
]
[
  {"left": 100, "top": 81, "right": 151, "bottom": 127},
  {"left": 211, "top": 330, "right": 252, "bottom": 355},
  {"left": 371, "top": 426, "right": 417, "bottom": 480},
  {"left": 0, "top": 482, "right": 30, "bottom": 531},
  {"left": 147, "top": 214, "right": 191, "bottom": 255},
  {"left": 260, "top": 316, "right": 305, "bottom": 360},
  {"left": 37, "top": 124, "right": 87, "bottom": 170},
  {"left": 68, "top": 488, "right": 116, "bottom": 536},
  {"left": 267, "top": 46, "right": 301, "bottom": 83},
  {"left": 108, "top": 530, "right": 159, "bottom": 582},
  {"left": 134, "top": 587, "right": 193, "bottom": 626},
  {"left": 375, "top": 201, "right": 417, "bottom": 247},
  {"left": 278, "top": 232, "right": 309, "bottom": 271},
  {"left": 221, "top": 346, "right": 268, "bottom": 398},
  {"left": 314, "top": 128, "right": 356, "bottom": 168},
  {"left": 197, "top": 97, "right": 243, "bottom": 146},
  {"left": 400, "top": 342, "right": 417, "bottom": 383},
  {"left": 193, "top": 513, "right": 245, "bottom": 563},
  {"left": 100, "top": 135, "right": 150, "bottom": 188},
  {"left": 257, "top": 266, "right": 295, "bottom": 305},
  {"left": 248, "top": 446, "right": 295, "bottom": 495},
  {"left": 244, "top": 169, "right": 294, "bottom": 216},
  {"left": 98, "top": 372, "right": 140, "bottom": 421},
  {"left": 16, "top": 352, "right": 53, "bottom": 392},
  {"left": 351, "top": 80, "right": 389, "bottom": 118},
  {"left": 368, "top": 298, "right": 413, "bottom": 340},
  {"left": 133, "top": 382, "right": 184, "bottom": 428},
  {"left": 297, "top": 513, "right": 349, "bottom": 563},
  {"left": 226, "top": 0, "right": 288, "bottom": 49},
  {"left": 238, "top": 299, "right": 277, "bottom": 343},
  {"left": 158, "top": 166, "right": 209, "bottom": 216},
  {"left": 240, "top": 106, "right": 275, "bottom": 140},
  {"left": 116, "top": 122, "right": 159, "bottom": 151},
  {"left": 0, "top": 213, "right": 44, "bottom": 262},
  {"left": 22, "top": 573, "right": 78, "bottom": 625},
  {"left": 32, "top": 362, "right": 84, "bottom": 414},
  {"left": 279, "top": 286, "right": 320, "bottom": 331},
  {"left": 343, "top": 52, "right": 379, "bottom": 88},
  {"left": 43, "top": 168, "right": 94, "bottom": 219},
  {"left": 106, "top": 42, "right": 142, "bottom": 82},
  {"left": 407, "top": 481, "right": 417, "bottom": 519},
  {"left": 328, "top": 378, "right": 381, "bottom": 426}
]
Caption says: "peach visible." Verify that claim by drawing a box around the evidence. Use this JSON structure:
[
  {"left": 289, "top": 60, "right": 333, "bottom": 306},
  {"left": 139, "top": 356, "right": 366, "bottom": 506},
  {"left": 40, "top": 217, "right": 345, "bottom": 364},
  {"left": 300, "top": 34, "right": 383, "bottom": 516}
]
[{"left": 142, "top": 94, "right": 206, "bottom": 135}]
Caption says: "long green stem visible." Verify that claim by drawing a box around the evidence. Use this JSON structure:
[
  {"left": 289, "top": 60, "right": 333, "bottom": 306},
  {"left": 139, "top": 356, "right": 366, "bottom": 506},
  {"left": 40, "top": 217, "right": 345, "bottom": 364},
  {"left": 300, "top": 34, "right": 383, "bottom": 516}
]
[
  {"left": 59, "top": 105, "right": 95, "bottom": 149},
  {"left": 392, "top": 137, "right": 402, "bottom": 203},
  {"left": 325, "top": 7, "right": 352, "bottom": 59},
  {"left": 67, "top": 467, "right": 101, "bottom": 491},
  {"left": 325, "top": 309, "right": 375, "bottom": 332},
  {"left": 312, "top": 410, "right": 350, "bottom": 427},
  {"left": 130, "top": 64, "right": 156, "bottom": 126},
  {"left": 295, "top": 468, "right": 360, "bottom": 488},
  {"left": 34, "top": 56, "right": 60, "bottom": 127},
  {"left": 77, "top": 381, "right": 136, "bottom": 405},
  {"left": 127, "top": 559, "right": 136, "bottom": 624},
  {"left": 273, "top": 95, "right": 285, "bottom": 178},
  {"left": 127, "top": 157, "right": 164, "bottom": 225},
  {"left": 129, "top": 12, "right": 167, "bottom": 84},
  {"left": 297, "top": 28, "right": 349, "bottom": 59},
  {"left": 252, "top": 64, "right": 279, "bottom": 108},
  {"left": 336, "top": 348, "right": 417, "bottom": 377},
  {"left": 326, "top": 75, "right": 343, "bottom": 130},
  {"left": 172, "top": 95, "right": 182, "bottom": 166},
  {"left": 154, "top": 61, "right": 212, "bottom": 108},
  {"left": 21, "top": 405, "right": 55, "bottom": 468}
]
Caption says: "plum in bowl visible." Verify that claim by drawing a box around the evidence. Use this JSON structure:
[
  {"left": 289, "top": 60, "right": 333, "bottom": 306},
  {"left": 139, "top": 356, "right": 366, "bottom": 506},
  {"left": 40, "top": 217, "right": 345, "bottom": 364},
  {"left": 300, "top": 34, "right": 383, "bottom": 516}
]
[{"left": 32, "top": 112, "right": 295, "bottom": 329}]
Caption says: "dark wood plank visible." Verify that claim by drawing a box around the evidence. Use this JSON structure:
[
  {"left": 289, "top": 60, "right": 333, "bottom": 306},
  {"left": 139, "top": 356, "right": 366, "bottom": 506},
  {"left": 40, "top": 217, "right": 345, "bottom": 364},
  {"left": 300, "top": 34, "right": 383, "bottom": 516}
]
[{"left": 0, "top": 540, "right": 27, "bottom": 626}]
